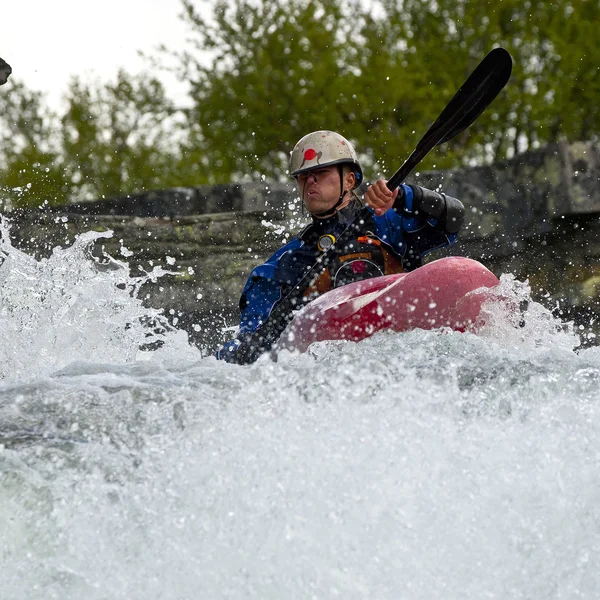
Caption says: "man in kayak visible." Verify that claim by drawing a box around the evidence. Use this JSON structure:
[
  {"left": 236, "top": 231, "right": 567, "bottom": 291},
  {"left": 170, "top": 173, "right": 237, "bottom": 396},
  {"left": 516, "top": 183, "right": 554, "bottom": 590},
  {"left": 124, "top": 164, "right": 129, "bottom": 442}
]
[{"left": 217, "top": 130, "right": 464, "bottom": 362}]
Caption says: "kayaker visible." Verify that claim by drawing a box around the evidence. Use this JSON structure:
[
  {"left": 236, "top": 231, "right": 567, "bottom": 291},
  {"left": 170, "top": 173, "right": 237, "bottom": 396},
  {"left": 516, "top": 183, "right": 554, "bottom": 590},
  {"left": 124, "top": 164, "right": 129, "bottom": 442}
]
[{"left": 217, "top": 130, "right": 464, "bottom": 362}]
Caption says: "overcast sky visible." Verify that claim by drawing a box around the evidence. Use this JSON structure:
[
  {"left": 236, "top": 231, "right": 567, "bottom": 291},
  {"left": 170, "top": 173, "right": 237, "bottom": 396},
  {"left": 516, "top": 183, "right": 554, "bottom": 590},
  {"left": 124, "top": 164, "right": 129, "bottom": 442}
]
[{"left": 2, "top": 0, "right": 192, "bottom": 108}]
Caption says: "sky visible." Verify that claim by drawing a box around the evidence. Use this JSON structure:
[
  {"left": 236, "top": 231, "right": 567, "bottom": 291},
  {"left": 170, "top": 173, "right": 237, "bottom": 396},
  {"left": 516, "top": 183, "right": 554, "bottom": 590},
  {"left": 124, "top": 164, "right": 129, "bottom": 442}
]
[{"left": 2, "top": 0, "right": 193, "bottom": 109}]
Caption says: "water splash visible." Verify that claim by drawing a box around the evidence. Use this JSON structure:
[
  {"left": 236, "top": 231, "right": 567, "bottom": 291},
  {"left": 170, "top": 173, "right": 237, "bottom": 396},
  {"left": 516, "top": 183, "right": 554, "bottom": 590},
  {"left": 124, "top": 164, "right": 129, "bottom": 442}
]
[
  {"left": 477, "top": 272, "right": 580, "bottom": 352},
  {"left": 2, "top": 221, "right": 600, "bottom": 598},
  {"left": 0, "top": 218, "right": 198, "bottom": 383},
  {"left": 4, "top": 328, "right": 600, "bottom": 599}
]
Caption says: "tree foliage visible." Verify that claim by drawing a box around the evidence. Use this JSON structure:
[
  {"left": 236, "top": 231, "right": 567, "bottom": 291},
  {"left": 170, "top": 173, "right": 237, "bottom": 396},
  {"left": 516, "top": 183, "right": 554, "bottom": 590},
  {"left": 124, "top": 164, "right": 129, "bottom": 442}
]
[
  {"left": 0, "top": 80, "right": 69, "bottom": 208},
  {"left": 1, "top": 0, "right": 600, "bottom": 208},
  {"left": 175, "top": 0, "right": 600, "bottom": 181},
  {"left": 0, "top": 72, "right": 186, "bottom": 208},
  {"left": 61, "top": 71, "right": 181, "bottom": 200}
]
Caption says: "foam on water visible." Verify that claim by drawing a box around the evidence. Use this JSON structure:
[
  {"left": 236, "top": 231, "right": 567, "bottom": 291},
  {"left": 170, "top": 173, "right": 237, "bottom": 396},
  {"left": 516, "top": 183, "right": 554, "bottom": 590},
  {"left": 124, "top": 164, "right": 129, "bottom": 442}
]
[
  {"left": 2, "top": 224, "right": 600, "bottom": 599},
  {"left": 0, "top": 219, "right": 197, "bottom": 383}
]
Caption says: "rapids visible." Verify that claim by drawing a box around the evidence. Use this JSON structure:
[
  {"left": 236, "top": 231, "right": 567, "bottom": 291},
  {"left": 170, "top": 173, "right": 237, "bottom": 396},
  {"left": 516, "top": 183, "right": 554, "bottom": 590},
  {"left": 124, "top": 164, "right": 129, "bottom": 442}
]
[{"left": 1, "top": 223, "right": 600, "bottom": 599}]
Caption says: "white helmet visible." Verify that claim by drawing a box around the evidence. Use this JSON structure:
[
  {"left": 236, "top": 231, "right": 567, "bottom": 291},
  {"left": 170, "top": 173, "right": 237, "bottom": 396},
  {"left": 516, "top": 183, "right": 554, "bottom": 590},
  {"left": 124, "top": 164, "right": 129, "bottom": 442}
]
[{"left": 289, "top": 130, "right": 363, "bottom": 188}]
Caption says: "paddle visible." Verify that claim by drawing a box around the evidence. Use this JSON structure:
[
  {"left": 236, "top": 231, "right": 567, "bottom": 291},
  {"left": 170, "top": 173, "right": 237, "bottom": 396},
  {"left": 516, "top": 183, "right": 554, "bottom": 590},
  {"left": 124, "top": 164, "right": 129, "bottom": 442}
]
[
  {"left": 230, "top": 47, "right": 513, "bottom": 365},
  {"left": 0, "top": 57, "right": 12, "bottom": 86}
]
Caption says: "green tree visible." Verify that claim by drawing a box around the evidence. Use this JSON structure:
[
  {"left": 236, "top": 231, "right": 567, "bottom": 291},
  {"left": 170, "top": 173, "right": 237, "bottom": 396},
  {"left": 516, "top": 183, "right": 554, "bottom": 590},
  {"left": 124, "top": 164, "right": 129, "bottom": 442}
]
[
  {"left": 0, "top": 71, "right": 187, "bottom": 208},
  {"left": 177, "top": 0, "right": 365, "bottom": 182},
  {"left": 4, "top": 0, "right": 600, "bottom": 209},
  {"left": 175, "top": 0, "right": 600, "bottom": 180},
  {"left": 0, "top": 81, "right": 70, "bottom": 208},
  {"left": 61, "top": 70, "right": 182, "bottom": 200},
  {"left": 350, "top": 0, "right": 600, "bottom": 162}
]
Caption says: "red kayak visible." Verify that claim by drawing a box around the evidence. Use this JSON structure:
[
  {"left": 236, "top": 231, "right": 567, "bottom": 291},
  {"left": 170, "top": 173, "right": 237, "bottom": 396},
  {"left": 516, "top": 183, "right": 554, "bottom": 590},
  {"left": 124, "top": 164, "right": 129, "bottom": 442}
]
[{"left": 276, "top": 257, "right": 500, "bottom": 353}]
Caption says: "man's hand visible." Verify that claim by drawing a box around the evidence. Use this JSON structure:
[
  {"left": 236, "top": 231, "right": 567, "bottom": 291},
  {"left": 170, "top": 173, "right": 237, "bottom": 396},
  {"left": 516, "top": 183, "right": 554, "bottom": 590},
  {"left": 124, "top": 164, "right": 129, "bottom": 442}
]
[
  {"left": 0, "top": 57, "right": 12, "bottom": 85},
  {"left": 364, "top": 179, "right": 399, "bottom": 216}
]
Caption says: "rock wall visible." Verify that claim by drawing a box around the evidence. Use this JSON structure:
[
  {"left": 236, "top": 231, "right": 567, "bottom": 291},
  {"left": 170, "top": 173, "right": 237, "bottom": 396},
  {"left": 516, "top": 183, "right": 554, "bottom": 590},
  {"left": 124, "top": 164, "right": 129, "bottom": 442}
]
[
  {"left": 420, "top": 140, "right": 600, "bottom": 322},
  {"left": 7, "top": 184, "right": 300, "bottom": 352},
  {"left": 6, "top": 140, "right": 600, "bottom": 351}
]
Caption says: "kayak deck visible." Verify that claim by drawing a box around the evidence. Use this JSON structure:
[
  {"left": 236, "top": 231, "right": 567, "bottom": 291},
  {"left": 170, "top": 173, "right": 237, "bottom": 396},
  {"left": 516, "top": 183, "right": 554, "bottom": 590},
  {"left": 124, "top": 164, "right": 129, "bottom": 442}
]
[{"left": 277, "top": 257, "right": 500, "bottom": 353}]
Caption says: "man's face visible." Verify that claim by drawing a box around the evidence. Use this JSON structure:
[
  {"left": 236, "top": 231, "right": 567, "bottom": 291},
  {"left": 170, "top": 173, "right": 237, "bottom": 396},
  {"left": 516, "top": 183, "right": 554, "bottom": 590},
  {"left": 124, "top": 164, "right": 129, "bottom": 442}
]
[{"left": 296, "top": 166, "right": 354, "bottom": 216}]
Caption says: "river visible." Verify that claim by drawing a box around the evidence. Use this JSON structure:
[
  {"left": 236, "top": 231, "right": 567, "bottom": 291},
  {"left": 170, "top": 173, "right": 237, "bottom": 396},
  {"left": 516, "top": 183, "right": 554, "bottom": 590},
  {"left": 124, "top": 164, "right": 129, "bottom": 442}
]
[{"left": 1, "top": 224, "right": 599, "bottom": 599}]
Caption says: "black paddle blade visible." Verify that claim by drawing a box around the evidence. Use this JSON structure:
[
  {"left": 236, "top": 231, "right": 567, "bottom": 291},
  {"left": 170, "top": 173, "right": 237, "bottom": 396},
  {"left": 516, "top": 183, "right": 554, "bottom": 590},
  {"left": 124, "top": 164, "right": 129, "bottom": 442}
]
[
  {"left": 436, "top": 47, "right": 512, "bottom": 145},
  {"left": 387, "top": 47, "right": 512, "bottom": 189}
]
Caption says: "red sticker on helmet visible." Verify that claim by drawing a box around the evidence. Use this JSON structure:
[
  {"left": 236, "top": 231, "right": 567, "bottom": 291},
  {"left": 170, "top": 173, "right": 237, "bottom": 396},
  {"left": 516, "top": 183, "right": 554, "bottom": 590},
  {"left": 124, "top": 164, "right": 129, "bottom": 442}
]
[{"left": 304, "top": 148, "right": 317, "bottom": 160}]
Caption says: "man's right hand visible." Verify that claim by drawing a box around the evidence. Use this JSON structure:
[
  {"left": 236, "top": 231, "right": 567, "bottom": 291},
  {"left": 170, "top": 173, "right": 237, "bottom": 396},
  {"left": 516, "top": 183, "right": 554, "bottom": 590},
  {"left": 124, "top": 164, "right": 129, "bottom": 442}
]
[{"left": 364, "top": 179, "right": 399, "bottom": 216}]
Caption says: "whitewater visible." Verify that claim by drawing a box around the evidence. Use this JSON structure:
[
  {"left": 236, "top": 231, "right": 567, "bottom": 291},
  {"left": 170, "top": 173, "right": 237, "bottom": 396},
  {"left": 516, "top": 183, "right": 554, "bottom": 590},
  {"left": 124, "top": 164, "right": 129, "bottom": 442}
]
[{"left": 1, "top": 221, "right": 600, "bottom": 600}]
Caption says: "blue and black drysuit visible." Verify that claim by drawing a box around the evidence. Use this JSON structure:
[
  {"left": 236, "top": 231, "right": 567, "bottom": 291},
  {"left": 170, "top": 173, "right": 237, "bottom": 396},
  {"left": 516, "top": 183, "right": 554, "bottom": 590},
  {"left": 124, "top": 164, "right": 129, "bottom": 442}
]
[{"left": 217, "top": 183, "right": 464, "bottom": 361}]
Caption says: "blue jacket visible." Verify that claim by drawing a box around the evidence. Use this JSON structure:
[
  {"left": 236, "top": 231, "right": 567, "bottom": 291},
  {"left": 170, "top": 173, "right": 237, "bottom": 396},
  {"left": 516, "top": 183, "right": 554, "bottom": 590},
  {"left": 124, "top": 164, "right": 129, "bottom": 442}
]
[{"left": 218, "top": 184, "right": 460, "bottom": 360}]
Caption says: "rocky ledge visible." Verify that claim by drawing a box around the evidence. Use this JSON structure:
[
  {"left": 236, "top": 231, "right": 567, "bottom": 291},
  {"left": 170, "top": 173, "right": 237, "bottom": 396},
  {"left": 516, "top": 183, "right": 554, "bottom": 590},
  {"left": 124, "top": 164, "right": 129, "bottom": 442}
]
[{"left": 5, "top": 140, "right": 600, "bottom": 351}]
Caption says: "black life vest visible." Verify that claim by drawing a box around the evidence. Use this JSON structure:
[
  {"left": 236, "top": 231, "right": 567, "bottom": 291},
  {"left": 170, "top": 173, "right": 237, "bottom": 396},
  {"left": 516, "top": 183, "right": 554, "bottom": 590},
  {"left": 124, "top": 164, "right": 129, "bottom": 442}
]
[
  {"left": 302, "top": 231, "right": 404, "bottom": 297},
  {"left": 274, "top": 202, "right": 404, "bottom": 300}
]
